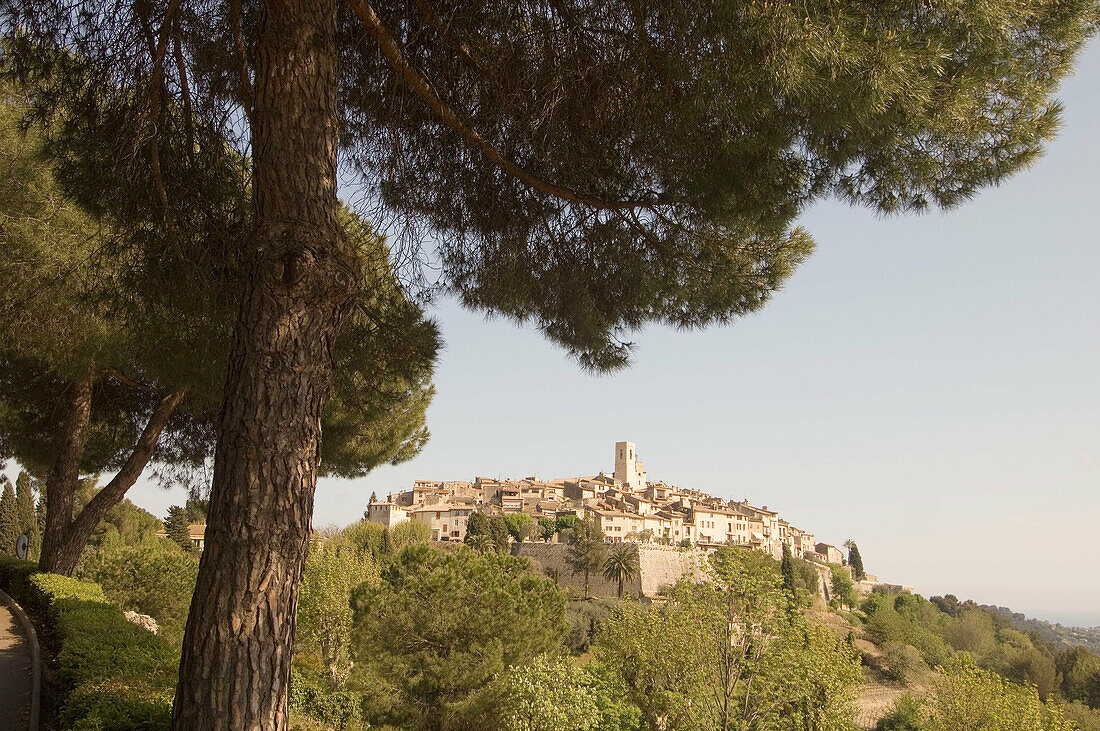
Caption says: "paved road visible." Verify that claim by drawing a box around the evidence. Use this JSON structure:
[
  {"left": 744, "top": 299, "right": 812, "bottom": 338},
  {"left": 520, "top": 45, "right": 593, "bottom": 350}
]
[{"left": 0, "top": 601, "right": 32, "bottom": 731}]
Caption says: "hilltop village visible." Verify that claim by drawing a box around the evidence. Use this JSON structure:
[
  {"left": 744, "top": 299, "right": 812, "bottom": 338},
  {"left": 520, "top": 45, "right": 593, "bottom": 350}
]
[{"left": 367, "top": 441, "right": 847, "bottom": 566}]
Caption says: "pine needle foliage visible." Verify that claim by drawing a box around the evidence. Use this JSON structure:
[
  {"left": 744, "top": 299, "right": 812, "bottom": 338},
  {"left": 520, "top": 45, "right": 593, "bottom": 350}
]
[{"left": 4, "top": 0, "right": 1095, "bottom": 369}]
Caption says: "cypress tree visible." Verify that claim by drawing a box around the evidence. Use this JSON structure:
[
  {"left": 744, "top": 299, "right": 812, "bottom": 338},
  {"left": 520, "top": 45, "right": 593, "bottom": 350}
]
[
  {"left": 379, "top": 527, "right": 392, "bottom": 556},
  {"left": 489, "top": 516, "right": 511, "bottom": 553},
  {"left": 14, "top": 472, "right": 37, "bottom": 534},
  {"left": 463, "top": 511, "right": 490, "bottom": 548},
  {"left": 848, "top": 543, "right": 866, "bottom": 582},
  {"left": 0, "top": 479, "right": 18, "bottom": 555},
  {"left": 164, "top": 505, "right": 193, "bottom": 553},
  {"left": 781, "top": 543, "right": 797, "bottom": 597}
]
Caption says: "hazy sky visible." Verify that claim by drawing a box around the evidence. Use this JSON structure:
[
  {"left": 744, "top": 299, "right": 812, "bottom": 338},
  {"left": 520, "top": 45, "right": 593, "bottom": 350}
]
[{"left": 36, "top": 42, "right": 1099, "bottom": 627}]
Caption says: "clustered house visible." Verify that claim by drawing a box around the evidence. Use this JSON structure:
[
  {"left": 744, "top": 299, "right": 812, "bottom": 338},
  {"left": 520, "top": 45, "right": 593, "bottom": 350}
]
[{"left": 366, "top": 442, "right": 834, "bottom": 562}]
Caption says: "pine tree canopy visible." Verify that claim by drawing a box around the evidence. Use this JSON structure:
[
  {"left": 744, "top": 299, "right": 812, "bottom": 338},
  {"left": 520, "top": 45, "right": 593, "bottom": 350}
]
[
  {"left": 0, "top": 92, "right": 439, "bottom": 483},
  {"left": 5, "top": 0, "right": 1094, "bottom": 369}
]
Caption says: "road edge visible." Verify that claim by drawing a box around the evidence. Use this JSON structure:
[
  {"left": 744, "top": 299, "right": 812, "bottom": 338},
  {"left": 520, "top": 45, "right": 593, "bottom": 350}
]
[{"left": 0, "top": 587, "right": 41, "bottom": 731}]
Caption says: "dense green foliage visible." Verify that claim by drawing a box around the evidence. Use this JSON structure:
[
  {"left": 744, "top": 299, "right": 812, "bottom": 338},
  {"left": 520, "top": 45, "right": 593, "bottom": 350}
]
[
  {"left": 296, "top": 535, "right": 376, "bottom": 685},
  {"left": 163, "top": 506, "right": 193, "bottom": 554},
  {"left": 598, "top": 547, "right": 860, "bottom": 730},
  {"left": 77, "top": 536, "right": 199, "bottom": 646},
  {"left": 0, "top": 478, "right": 17, "bottom": 554},
  {"left": 0, "top": 560, "right": 176, "bottom": 729},
  {"left": 349, "top": 546, "right": 567, "bottom": 730}
]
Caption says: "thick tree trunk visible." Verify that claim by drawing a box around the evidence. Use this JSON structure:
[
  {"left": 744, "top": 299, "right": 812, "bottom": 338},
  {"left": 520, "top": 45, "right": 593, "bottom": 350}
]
[
  {"left": 39, "top": 361, "right": 95, "bottom": 574},
  {"left": 171, "top": 0, "right": 357, "bottom": 724},
  {"left": 43, "top": 387, "right": 190, "bottom": 576}
]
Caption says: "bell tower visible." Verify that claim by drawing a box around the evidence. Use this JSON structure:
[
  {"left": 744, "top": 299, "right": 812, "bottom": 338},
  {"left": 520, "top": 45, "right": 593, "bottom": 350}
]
[{"left": 614, "top": 441, "right": 644, "bottom": 491}]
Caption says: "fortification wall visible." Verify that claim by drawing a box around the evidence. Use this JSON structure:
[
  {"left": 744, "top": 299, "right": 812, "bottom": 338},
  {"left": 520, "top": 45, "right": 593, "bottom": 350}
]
[
  {"left": 514, "top": 543, "right": 708, "bottom": 599},
  {"left": 638, "top": 545, "right": 709, "bottom": 597}
]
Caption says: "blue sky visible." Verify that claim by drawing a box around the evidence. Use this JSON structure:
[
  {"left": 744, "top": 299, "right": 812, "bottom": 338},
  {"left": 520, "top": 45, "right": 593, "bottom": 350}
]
[{"left": 59, "top": 42, "right": 1100, "bottom": 626}]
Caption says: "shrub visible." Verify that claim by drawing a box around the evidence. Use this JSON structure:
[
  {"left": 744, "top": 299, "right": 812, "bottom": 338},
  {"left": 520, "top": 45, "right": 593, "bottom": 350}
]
[
  {"left": 876, "top": 694, "right": 925, "bottom": 731},
  {"left": 883, "top": 643, "right": 924, "bottom": 683},
  {"left": 288, "top": 667, "right": 362, "bottom": 730},
  {"left": 4, "top": 566, "right": 176, "bottom": 730}
]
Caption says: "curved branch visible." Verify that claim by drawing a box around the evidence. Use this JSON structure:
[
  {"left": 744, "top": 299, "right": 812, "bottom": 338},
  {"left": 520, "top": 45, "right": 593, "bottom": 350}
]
[{"left": 346, "top": 0, "right": 682, "bottom": 212}]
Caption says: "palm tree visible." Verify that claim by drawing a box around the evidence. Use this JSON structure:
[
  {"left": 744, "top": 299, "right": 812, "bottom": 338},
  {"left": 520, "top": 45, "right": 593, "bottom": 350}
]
[
  {"left": 603, "top": 543, "right": 640, "bottom": 598},
  {"left": 466, "top": 532, "right": 494, "bottom": 553}
]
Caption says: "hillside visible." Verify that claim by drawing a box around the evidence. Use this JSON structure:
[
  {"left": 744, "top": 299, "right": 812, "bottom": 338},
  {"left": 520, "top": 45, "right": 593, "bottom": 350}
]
[{"left": 980, "top": 604, "right": 1100, "bottom": 654}]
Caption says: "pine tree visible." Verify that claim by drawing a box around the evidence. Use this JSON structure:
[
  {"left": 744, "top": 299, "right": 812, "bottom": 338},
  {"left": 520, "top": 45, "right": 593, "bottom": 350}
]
[
  {"left": 0, "top": 479, "right": 18, "bottom": 556},
  {"left": 164, "top": 506, "right": 193, "bottom": 553},
  {"left": 848, "top": 543, "right": 866, "bottom": 582},
  {"left": 9, "top": 0, "right": 1096, "bottom": 723}
]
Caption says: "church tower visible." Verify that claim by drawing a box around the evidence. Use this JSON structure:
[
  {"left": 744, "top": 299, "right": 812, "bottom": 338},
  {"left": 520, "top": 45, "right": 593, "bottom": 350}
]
[{"left": 614, "top": 441, "right": 645, "bottom": 491}]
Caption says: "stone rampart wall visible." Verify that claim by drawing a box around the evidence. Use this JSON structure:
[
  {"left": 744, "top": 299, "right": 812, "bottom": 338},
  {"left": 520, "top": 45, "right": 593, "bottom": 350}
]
[{"left": 514, "top": 543, "right": 708, "bottom": 599}]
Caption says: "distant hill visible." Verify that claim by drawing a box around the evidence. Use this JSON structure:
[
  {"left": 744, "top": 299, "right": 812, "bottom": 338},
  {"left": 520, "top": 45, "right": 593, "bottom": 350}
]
[{"left": 979, "top": 604, "right": 1100, "bottom": 654}]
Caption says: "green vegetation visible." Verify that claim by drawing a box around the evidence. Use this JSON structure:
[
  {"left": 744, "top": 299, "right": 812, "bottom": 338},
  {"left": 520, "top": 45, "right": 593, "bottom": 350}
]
[
  {"left": 567, "top": 515, "right": 608, "bottom": 598},
  {"left": 0, "top": 556, "right": 176, "bottom": 729},
  {"left": 846, "top": 540, "right": 866, "bottom": 582},
  {"left": 77, "top": 536, "right": 199, "bottom": 646},
  {"left": 598, "top": 547, "right": 860, "bottom": 730},
  {"left": 0, "top": 478, "right": 17, "bottom": 554},
  {"left": 349, "top": 546, "right": 567, "bottom": 729},
  {"left": 876, "top": 657, "right": 1073, "bottom": 731},
  {"left": 296, "top": 536, "right": 376, "bottom": 685}
]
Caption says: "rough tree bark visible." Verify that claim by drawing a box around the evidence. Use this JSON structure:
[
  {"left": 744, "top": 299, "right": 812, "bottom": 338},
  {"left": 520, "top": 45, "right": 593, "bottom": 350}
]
[
  {"left": 38, "top": 360, "right": 95, "bottom": 573},
  {"left": 171, "top": 0, "right": 358, "bottom": 723},
  {"left": 40, "top": 386, "right": 190, "bottom": 576}
]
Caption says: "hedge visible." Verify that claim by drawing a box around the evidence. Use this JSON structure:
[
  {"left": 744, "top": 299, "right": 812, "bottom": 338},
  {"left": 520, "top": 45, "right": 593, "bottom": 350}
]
[{"left": 0, "top": 555, "right": 175, "bottom": 729}]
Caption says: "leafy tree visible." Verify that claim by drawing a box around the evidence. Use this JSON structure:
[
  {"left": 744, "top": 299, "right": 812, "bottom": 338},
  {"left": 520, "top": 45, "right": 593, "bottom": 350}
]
[
  {"left": 478, "top": 655, "right": 600, "bottom": 731},
  {"left": 14, "top": 471, "right": 37, "bottom": 538},
  {"left": 925, "top": 656, "right": 1073, "bottom": 731},
  {"left": 296, "top": 536, "right": 376, "bottom": 686},
  {"left": 830, "top": 565, "right": 858, "bottom": 610},
  {"left": 847, "top": 541, "right": 866, "bottom": 581},
  {"left": 537, "top": 516, "right": 556, "bottom": 541},
  {"left": 598, "top": 547, "right": 861, "bottom": 731},
  {"left": 875, "top": 695, "right": 926, "bottom": 731},
  {"left": 389, "top": 520, "right": 432, "bottom": 549},
  {"left": 7, "top": 0, "right": 1096, "bottom": 724},
  {"left": 349, "top": 545, "right": 566, "bottom": 730},
  {"left": 554, "top": 515, "right": 578, "bottom": 535},
  {"left": 602, "top": 542, "right": 640, "bottom": 598},
  {"left": 163, "top": 506, "right": 193, "bottom": 554},
  {"left": 503, "top": 512, "right": 534, "bottom": 543},
  {"left": 1058, "top": 647, "right": 1100, "bottom": 707},
  {"left": 14, "top": 472, "right": 40, "bottom": 559},
  {"left": 464, "top": 511, "right": 492, "bottom": 548},
  {"left": 568, "top": 516, "right": 607, "bottom": 597},
  {"left": 0, "top": 478, "right": 17, "bottom": 554},
  {"left": 0, "top": 92, "right": 439, "bottom": 579}
]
